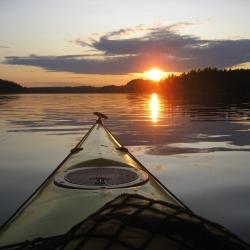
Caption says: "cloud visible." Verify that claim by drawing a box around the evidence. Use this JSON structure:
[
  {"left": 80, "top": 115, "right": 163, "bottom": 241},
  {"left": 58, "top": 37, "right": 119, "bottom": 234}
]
[
  {"left": 0, "top": 45, "right": 9, "bottom": 49},
  {"left": 4, "top": 24, "right": 250, "bottom": 74},
  {"left": 4, "top": 54, "right": 142, "bottom": 75}
]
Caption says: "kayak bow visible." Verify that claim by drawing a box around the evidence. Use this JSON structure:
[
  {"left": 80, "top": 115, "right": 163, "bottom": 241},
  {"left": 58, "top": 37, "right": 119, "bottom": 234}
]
[{"left": 0, "top": 113, "right": 186, "bottom": 246}]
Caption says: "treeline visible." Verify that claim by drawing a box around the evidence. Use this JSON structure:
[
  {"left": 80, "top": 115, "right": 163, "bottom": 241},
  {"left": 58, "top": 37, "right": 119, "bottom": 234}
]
[
  {"left": 164, "top": 68, "right": 250, "bottom": 99},
  {"left": 124, "top": 68, "right": 250, "bottom": 101},
  {"left": 1, "top": 68, "right": 250, "bottom": 101}
]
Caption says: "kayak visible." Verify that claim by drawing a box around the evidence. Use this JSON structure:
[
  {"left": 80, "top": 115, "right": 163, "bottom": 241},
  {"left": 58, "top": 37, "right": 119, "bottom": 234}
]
[{"left": 0, "top": 112, "right": 187, "bottom": 246}]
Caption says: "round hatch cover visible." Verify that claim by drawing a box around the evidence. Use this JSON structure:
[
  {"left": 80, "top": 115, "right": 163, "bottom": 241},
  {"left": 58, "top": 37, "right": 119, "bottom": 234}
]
[{"left": 54, "top": 166, "right": 148, "bottom": 189}]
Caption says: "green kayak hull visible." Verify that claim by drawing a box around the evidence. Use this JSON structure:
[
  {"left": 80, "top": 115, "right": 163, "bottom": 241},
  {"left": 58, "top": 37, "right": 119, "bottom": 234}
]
[{"left": 0, "top": 118, "right": 185, "bottom": 246}]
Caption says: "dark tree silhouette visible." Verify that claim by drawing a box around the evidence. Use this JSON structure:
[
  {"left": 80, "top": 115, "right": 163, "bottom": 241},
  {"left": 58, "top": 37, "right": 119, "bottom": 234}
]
[{"left": 0, "top": 79, "right": 25, "bottom": 93}]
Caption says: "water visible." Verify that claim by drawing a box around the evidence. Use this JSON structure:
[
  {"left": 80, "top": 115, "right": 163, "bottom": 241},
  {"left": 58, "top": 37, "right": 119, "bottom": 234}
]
[{"left": 0, "top": 93, "right": 250, "bottom": 242}]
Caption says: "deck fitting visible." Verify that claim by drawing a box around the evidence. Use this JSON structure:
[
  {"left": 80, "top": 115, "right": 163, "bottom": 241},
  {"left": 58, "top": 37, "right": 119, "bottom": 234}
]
[
  {"left": 117, "top": 146, "right": 129, "bottom": 153},
  {"left": 70, "top": 147, "right": 83, "bottom": 154}
]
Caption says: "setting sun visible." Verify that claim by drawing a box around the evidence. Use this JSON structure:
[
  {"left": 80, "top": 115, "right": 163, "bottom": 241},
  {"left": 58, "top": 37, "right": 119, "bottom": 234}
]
[{"left": 145, "top": 68, "right": 165, "bottom": 82}]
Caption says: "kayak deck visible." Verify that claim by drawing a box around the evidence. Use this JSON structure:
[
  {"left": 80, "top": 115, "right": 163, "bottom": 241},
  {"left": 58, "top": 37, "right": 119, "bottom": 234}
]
[{"left": 0, "top": 119, "right": 184, "bottom": 246}]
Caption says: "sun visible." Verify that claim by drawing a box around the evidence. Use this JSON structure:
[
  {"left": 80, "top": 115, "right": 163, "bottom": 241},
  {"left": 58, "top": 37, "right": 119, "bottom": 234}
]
[{"left": 145, "top": 68, "right": 165, "bottom": 81}]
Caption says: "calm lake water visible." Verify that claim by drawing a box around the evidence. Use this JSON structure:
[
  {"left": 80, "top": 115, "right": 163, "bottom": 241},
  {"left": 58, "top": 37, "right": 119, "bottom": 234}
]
[{"left": 0, "top": 93, "right": 250, "bottom": 242}]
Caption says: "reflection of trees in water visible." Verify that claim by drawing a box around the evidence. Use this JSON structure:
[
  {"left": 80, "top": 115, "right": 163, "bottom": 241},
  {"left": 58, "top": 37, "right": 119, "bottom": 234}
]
[
  {"left": 154, "top": 93, "right": 250, "bottom": 122},
  {"left": 1, "top": 94, "right": 250, "bottom": 148},
  {"left": 117, "top": 94, "right": 250, "bottom": 151},
  {"left": 0, "top": 95, "right": 20, "bottom": 105},
  {"left": 186, "top": 101, "right": 250, "bottom": 123}
]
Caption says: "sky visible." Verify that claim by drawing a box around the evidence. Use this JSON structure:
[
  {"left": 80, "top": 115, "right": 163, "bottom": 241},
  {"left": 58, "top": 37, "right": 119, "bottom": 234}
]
[{"left": 0, "top": 0, "right": 250, "bottom": 87}]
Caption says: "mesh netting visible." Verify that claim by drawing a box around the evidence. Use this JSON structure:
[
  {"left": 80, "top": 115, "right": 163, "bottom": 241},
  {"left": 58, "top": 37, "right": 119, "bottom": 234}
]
[{"left": 0, "top": 194, "right": 249, "bottom": 250}]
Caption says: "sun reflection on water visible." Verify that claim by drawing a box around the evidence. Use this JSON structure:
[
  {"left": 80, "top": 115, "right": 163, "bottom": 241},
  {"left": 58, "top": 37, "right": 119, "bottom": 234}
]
[{"left": 150, "top": 93, "right": 160, "bottom": 122}]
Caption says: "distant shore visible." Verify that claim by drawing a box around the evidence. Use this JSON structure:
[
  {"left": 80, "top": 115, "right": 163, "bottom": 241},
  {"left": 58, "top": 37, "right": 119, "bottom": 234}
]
[{"left": 1, "top": 68, "right": 250, "bottom": 101}]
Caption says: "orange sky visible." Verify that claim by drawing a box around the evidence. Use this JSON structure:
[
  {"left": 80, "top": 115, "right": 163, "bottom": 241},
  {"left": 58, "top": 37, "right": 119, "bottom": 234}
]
[{"left": 1, "top": 0, "right": 250, "bottom": 87}]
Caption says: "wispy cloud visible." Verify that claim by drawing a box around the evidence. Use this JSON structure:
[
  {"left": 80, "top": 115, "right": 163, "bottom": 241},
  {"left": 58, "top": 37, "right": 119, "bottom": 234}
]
[
  {"left": 0, "top": 45, "right": 9, "bottom": 49},
  {"left": 4, "top": 24, "right": 250, "bottom": 74}
]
